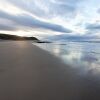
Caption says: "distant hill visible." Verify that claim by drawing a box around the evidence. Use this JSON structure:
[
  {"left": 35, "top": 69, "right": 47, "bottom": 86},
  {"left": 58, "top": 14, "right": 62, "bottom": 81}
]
[{"left": 0, "top": 34, "right": 39, "bottom": 41}]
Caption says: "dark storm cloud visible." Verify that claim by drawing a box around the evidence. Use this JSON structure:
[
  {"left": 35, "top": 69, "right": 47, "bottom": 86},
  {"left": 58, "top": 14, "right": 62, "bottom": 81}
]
[{"left": 0, "top": 10, "right": 72, "bottom": 33}]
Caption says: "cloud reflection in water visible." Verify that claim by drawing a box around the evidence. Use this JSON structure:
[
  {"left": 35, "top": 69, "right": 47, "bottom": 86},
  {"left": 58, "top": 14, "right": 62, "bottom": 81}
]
[{"left": 35, "top": 42, "right": 100, "bottom": 75}]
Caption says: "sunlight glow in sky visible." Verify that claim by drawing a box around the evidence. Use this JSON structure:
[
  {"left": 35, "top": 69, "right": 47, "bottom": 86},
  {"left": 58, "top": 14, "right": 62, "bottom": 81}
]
[{"left": 0, "top": 0, "right": 100, "bottom": 39}]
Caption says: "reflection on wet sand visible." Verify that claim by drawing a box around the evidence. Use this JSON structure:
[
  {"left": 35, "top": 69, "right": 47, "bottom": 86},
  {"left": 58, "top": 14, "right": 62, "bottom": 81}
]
[
  {"left": 0, "top": 41, "right": 100, "bottom": 100},
  {"left": 35, "top": 42, "right": 100, "bottom": 76}
]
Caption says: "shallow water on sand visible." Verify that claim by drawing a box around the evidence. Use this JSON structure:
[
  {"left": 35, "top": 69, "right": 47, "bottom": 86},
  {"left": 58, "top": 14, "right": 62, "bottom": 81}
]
[{"left": 34, "top": 42, "right": 100, "bottom": 76}]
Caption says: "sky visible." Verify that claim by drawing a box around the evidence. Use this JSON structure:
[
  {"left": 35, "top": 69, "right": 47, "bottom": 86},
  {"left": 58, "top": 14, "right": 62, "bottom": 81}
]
[{"left": 0, "top": 0, "right": 100, "bottom": 39}]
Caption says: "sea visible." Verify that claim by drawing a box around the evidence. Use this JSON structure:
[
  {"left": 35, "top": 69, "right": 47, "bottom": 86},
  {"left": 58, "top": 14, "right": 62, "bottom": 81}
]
[{"left": 34, "top": 41, "right": 100, "bottom": 76}]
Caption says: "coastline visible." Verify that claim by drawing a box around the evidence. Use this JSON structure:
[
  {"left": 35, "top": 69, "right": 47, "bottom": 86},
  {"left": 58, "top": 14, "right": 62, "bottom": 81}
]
[{"left": 0, "top": 41, "right": 100, "bottom": 100}]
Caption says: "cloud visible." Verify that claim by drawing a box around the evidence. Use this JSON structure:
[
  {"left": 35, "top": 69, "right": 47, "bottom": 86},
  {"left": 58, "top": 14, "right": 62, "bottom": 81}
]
[
  {"left": 0, "top": 0, "right": 100, "bottom": 37},
  {"left": 46, "top": 34, "right": 100, "bottom": 42},
  {"left": 97, "top": 8, "right": 100, "bottom": 14},
  {"left": 86, "top": 23, "right": 100, "bottom": 30},
  {"left": 85, "top": 23, "right": 100, "bottom": 36},
  {"left": 7, "top": 0, "right": 83, "bottom": 19},
  {"left": 0, "top": 24, "right": 17, "bottom": 31},
  {"left": 0, "top": 10, "right": 72, "bottom": 33}
]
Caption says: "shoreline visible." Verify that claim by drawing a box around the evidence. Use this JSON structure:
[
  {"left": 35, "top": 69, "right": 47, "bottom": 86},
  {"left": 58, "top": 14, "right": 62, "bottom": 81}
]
[{"left": 0, "top": 41, "right": 100, "bottom": 100}]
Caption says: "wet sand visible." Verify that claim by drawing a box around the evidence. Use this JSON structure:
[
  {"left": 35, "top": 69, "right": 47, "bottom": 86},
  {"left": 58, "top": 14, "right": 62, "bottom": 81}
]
[{"left": 0, "top": 41, "right": 100, "bottom": 100}]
